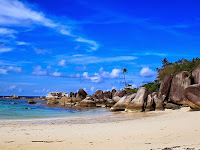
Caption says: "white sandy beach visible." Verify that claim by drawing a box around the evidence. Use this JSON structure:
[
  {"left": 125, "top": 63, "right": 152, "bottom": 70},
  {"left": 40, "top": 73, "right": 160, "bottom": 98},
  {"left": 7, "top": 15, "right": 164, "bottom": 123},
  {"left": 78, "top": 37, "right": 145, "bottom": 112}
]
[{"left": 0, "top": 107, "right": 200, "bottom": 150}]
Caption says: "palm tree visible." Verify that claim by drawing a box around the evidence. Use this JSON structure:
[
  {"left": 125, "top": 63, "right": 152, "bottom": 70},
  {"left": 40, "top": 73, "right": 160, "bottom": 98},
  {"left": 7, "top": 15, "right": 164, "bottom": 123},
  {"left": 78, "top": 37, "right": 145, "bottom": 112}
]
[{"left": 123, "top": 68, "right": 127, "bottom": 87}]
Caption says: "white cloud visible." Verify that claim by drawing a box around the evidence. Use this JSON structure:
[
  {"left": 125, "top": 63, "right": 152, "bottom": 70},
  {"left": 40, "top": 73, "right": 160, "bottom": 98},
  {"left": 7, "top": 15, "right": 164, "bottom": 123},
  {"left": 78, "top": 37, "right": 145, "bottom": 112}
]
[
  {"left": 67, "top": 74, "right": 81, "bottom": 78},
  {"left": 34, "top": 48, "right": 51, "bottom": 54},
  {"left": 52, "top": 71, "right": 62, "bottom": 77},
  {"left": 0, "top": 47, "right": 12, "bottom": 53},
  {"left": 76, "top": 37, "right": 99, "bottom": 52},
  {"left": 91, "top": 86, "right": 94, "bottom": 92},
  {"left": 7, "top": 66, "right": 22, "bottom": 72},
  {"left": 99, "top": 67, "right": 121, "bottom": 79},
  {"left": 0, "top": 66, "right": 22, "bottom": 74},
  {"left": 139, "top": 67, "right": 157, "bottom": 77},
  {"left": 0, "top": 68, "right": 8, "bottom": 74},
  {"left": 0, "top": 0, "right": 99, "bottom": 52},
  {"left": 0, "top": 0, "right": 57, "bottom": 27},
  {"left": 0, "top": 28, "right": 17, "bottom": 35},
  {"left": 32, "top": 66, "right": 47, "bottom": 76},
  {"left": 8, "top": 85, "right": 16, "bottom": 90},
  {"left": 58, "top": 60, "right": 66, "bottom": 66},
  {"left": 82, "top": 72, "right": 102, "bottom": 83},
  {"left": 16, "top": 41, "right": 29, "bottom": 45},
  {"left": 67, "top": 55, "right": 137, "bottom": 64},
  {"left": 34, "top": 88, "right": 50, "bottom": 94},
  {"left": 110, "top": 68, "right": 121, "bottom": 78}
]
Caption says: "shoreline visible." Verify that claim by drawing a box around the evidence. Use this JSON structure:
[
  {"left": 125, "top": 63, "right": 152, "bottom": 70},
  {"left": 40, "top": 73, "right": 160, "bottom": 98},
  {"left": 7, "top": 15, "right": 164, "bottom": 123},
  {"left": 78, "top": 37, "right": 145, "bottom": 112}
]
[{"left": 1, "top": 107, "right": 200, "bottom": 149}]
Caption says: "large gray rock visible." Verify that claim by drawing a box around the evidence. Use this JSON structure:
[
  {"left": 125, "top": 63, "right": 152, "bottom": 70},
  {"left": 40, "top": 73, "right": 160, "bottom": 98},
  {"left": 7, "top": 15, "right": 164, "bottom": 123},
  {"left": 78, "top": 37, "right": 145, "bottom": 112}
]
[
  {"left": 93, "top": 90, "right": 105, "bottom": 105},
  {"left": 80, "top": 100, "right": 96, "bottom": 107},
  {"left": 158, "top": 75, "right": 173, "bottom": 101},
  {"left": 169, "top": 71, "right": 191, "bottom": 105},
  {"left": 112, "top": 90, "right": 127, "bottom": 103},
  {"left": 192, "top": 63, "right": 200, "bottom": 84},
  {"left": 104, "top": 91, "right": 112, "bottom": 99},
  {"left": 76, "top": 89, "right": 87, "bottom": 100},
  {"left": 47, "top": 99, "right": 59, "bottom": 105},
  {"left": 153, "top": 94, "right": 164, "bottom": 110},
  {"left": 46, "top": 92, "right": 68, "bottom": 100},
  {"left": 184, "top": 84, "right": 200, "bottom": 110},
  {"left": 110, "top": 93, "right": 136, "bottom": 111},
  {"left": 145, "top": 93, "right": 155, "bottom": 111},
  {"left": 125, "top": 87, "right": 148, "bottom": 112},
  {"left": 113, "top": 90, "right": 127, "bottom": 97},
  {"left": 111, "top": 89, "right": 117, "bottom": 97}
]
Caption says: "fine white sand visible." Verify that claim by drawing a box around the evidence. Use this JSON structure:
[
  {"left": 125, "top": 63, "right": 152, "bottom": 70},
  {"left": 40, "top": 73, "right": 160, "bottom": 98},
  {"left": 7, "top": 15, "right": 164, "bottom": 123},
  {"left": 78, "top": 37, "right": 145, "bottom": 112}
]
[{"left": 1, "top": 107, "right": 200, "bottom": 150}]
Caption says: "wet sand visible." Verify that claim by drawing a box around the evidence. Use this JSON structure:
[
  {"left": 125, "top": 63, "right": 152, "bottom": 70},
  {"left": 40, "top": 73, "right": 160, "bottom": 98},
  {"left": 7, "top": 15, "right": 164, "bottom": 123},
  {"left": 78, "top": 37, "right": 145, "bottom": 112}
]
[{"left": 0, "top": 107, "right": 200, "bottom": 150}]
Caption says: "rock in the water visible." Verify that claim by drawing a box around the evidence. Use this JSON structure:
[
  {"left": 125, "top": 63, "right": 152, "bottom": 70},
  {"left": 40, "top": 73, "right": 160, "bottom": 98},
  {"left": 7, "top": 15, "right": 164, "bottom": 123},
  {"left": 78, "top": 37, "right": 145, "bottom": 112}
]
[
  {"left": 110, "top": 93, "right": 136, "bottom": 111},
  {"left": 192, "top": 63, "right": 200, "bottom": 84},
  {"left": 76, "top": 89, "right": 87, "bottom": 100},
  {"left": 169, "top": 71, "right": 191, "bottom": 104},
  {"left": 47, "top": 99, "right": 59, "bottom": 105},
  {"left": 46, "top": 92, "right": 68, "bottom": 100},
  {"left": 11, "top": 95, "right": 19, "bottom": 99},
  {"left": 164, "top": 103, "right": 181, "bottom": 110},
  {"left": 184, "top": 84, "right": 200, "bottom": 110},
  {"left": 80, "top": 100, "right": 96, "bottom": 107},
  {"left": 28, "top": 100, "right": 37, "bottom": 104},
  {"left": 158, "top": 75, "right": 173, "bottom": 101},
  {"left": 125, "top": 87, "right": 148, "bottom": 112}
]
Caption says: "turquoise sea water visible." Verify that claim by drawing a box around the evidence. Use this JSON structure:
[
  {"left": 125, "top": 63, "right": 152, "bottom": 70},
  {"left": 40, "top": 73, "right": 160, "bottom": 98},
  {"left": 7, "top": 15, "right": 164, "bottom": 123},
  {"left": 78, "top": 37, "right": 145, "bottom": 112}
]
[{"left": 0, "top": 99, "right": 111, "bottom": 120}]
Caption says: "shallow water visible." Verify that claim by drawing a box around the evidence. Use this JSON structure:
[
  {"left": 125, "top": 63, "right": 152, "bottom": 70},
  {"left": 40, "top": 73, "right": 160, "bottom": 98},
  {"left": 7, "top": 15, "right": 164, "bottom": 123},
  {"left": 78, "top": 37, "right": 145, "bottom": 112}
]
[{"left": 0, "top": 99, "right": 111, "bottom": 120}]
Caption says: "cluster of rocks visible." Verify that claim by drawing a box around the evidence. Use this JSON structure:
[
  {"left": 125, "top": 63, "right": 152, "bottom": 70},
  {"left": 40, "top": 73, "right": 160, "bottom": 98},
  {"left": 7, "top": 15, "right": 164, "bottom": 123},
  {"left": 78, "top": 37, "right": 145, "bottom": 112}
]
[
  {"left": 46, "top": 63, "right": 200, "bottom": 111},
  {"left": 46, "top": 89, "right": 127, "bottom": 108}
]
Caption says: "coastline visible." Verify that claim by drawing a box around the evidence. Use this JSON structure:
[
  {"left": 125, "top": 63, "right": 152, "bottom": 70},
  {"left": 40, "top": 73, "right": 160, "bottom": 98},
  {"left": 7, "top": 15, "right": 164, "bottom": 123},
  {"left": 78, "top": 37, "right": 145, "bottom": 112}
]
[{"left": 1, "top": 107, "right": 200, "bottom": 150}]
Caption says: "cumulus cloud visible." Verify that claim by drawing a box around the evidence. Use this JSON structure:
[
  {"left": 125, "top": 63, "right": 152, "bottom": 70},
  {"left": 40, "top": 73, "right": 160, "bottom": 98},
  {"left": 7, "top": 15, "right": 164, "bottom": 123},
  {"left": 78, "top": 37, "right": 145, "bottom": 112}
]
[
  {"left": 52, "top": 71, "right": 62, "bottom": 77},
  {"left": 82, "top": 68, "right": 121, "bottom": 83},
  {"left": 100, "top": 67, "right": 121, "bottom": 78},
  {"left": 110, "top": 68, "right": 121, "bottom": 78},
  {"left": 0, "top": 66, "right": 23, "bottom": 74},
  {"left": 58, "top": 60, "right": 66, "bottom": 66},
  {"left": 32, "top": 66, "right": 47, "bottom": 76},
  {"left": 139, "top": 67, "right": 157, "bottom": 77},
  {"left": 83, "top": 72, "right": 102, "bottom": 83},
  {"left": 7, "top": 66, "right": 22, "bottom": 72}
]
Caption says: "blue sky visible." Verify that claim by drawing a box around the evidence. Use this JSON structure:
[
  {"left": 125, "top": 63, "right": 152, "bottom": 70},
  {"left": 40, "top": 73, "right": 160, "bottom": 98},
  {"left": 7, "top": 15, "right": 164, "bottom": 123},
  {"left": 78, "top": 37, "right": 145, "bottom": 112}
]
[{"left": 0, "top": 0, "right": 200, "bottom": 96}]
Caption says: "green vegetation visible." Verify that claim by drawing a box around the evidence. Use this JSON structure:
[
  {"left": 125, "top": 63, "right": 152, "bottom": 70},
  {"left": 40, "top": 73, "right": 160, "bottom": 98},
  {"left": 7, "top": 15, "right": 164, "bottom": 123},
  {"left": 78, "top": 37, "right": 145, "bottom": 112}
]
[
  {"left": 125, "top": 88, "right": 138, "bottom": 94},
  {"left": 142, "top": 82, "right": 160, "bottom": 93},
  {"left": 124, "top": 57, "right": 200, "bottom": 94},
  {"left": 157, "top": 57, "right": 200, "bottom": 80}
]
